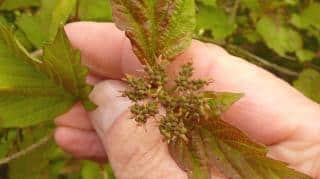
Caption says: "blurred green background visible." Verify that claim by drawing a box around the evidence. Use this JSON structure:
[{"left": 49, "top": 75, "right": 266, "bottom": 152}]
[{"left": 0, "top": 0, "right": 319, "bottom": 178}]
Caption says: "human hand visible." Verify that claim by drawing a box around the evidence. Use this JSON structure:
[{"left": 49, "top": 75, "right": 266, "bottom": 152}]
[{"left": 54, "top": 22, "right": 320, "bottom": 178}]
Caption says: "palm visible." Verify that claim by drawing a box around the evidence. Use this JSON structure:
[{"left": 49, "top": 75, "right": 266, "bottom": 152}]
[{"left": 55, "top": 22, "right": 320, "bottom": 178}]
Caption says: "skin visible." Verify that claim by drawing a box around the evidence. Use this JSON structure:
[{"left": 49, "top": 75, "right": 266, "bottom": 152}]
[{"left": 54, "top": 22, "right": 320, "bottom": 178}]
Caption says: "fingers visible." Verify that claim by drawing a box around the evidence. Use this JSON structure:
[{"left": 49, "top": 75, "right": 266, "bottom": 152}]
[
  {"left": 55, "top": 103, "right": 94, "bottom": 131},
  {"left": 65, "top": 22, "right": 141, "bottom": 79},
  {"left": 54, "top": 127, "right": 107, "bottom": 163}
]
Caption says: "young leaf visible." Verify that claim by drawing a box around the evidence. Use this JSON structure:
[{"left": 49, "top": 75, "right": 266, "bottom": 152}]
[
  {"left": 0, "top": 24, "right": 93, "bottom": 128},
  {"left": 170, "top": 118, "right": 312, "bottom": 178},
  {"left": 204, "top": 91, "right": 243, "bottom": 116},
  {"left": 111, "top": 0, "right": 196, "bottom": 64},
  {"left": 42, "top": 27, "right": 95, "bottom": 110}
]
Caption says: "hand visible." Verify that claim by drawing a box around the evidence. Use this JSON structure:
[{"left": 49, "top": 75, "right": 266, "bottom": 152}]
[{"left": 54, "top": 22, "right": 320, "bottom": 178}]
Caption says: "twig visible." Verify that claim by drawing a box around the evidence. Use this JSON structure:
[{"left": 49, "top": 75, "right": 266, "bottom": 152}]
[
  {"left": 194, "top": 36, "right": 300, "bottom": 77},
  {"left": 229, "top": 0, "right": 241, "bottom": 23},
  {"left": 0, "top": 134, "right": 52, "bottom": 165},
  {"left": 30, "top": 49, "right": 43, "bottom": 58}
]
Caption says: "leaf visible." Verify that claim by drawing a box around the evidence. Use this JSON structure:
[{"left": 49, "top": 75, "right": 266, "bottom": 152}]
[
  {"left": 0, "top": 23, "right": 93, "bottom": 128},
  {"left": 0, "top": 0, "right": 40, "bottom": 10},
  {"left": 47, "top": 0, "right": 77, "bottom": 43},
  {"left": 241, "top": 0, "right": 260, "bottom": 10},
  {"left": 81, "top": 160, "right": 103, "bottom": 179},
  {"left": 197, "top": 0, "right": 216, "bottom": 7},
  {"left": 169, "top": 91, "right": 310, "bottom": 178},
  {"left": 293, "top": 69, "right": 320, "bottom": 103},
  {"left": 16, "top": 0, "right": 76, "bottom": 48},
  {"left": 110, "top": 0, "right": 196, "bottom": 64},
  {"left": 256, "top": 16, "right": 302, "bottom": 57},
  {"left": 204, "top": 91, "right": 243, "bottom": 117},
  {"left": 169, "top": 118, "right": 312, "bottom": 178},
  {"left": 296, "top": 49, "right": 315, "bottom": 62},
  {"left": 196, "top": 4, "right": 237, "bottom": 40},
  {"left": 78, "top": 0, "right": 113, "bottom": 22},
  {"left": 8, "top": 136, "right": 54, "bottom": 179},
  {"left": 291, "top": 3, "right": 320, "bottom": 30},
  {"left": 42, "top": 27, "right": 95, "bottom": 110},
  {"left": 168, "top": 138, "right": 211, "bottom": 179}
]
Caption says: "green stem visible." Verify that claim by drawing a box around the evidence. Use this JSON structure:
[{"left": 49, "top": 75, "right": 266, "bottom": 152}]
[
  {"left": 0, "top": 134, "right": 52, "bottom": 165},
  {"left": 229, "top": 0, "right": 241, "bottom": 23}
]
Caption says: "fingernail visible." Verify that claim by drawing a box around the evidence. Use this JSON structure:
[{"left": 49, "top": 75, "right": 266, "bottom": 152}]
[{"left": 89, "top": 80, "right": 132, "bottom": 135}]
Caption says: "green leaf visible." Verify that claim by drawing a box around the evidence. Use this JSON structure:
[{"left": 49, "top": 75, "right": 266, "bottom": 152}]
[
  {"left": 196, "top": 5, "right": 237, "bottom": 40},
  {"left": 291, "top": 3, "right": 320, "bottom": 30},
  {"left": 78, "top": 0, "right": 113, "bottom": 22},
  {"left": 296, "top": 49, "right": 315, "bottom": 62},
  {"left": 170, "top": 118, "right": 312, "bottom": 178},
  {"left": 42, "top": 27, "right": 95, "bottom": 110},
  {"left": 0, "top": 0, "right": 40, "bottom": 10},
  {"left": 168, "top": 138, "right": 211, "bottom": 179},
  {"left": 293, "top": 69, "right": 320, "bottom": 103},
  {"left": 0, "top": 23, "right": 93, "bottom": 128},
  {"left": 110, "top": 0, "right": 196, "bottom": 64},
  {"left": 16, "top": 0, "right": 76, "bottom": 48},
  {"left": 47, "top": 0, "right": 77, "bottom": 43},
  {"left": 81, "top": 161, "right": 103, "bottom": 179},
  {"left": 257, "top": 16, "right": 302, "bottom": 56},
  {"left": 204, "top": 91, "right": 243, "bottom": 117},
  {"left": 241, "top": 0, "right": 260, "bottom": 10},
  {"left": 0, "top": 24, "right": 75, "bottom": 128}
]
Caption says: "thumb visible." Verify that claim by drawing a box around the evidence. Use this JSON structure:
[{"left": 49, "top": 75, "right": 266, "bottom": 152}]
[{"left": 89, "top": 80, "right": 187, "bottom": 179}]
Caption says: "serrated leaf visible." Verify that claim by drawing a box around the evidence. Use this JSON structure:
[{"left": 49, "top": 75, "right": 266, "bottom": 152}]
[
  {"left": 196, "top": 4, "right": 237, "bottom": 40},
  {"left": 0, "top": 0, "right": 40, "bottom": 10},
  {"left": 16, "top": 0, "right": 76, "bottom": 48},
  {"left": 169, "top": 118, "right": 312, "bottom": 178},
  {"left": 293, "top": 69, "right": 320, "bottom": 103},
  {"left": 204, "top": 91, "right": 243, "bottom": 117},
  {"left": 257, "top": 16, "right": 302, "bottom": 56},
  {"left": 42, "top": 27, "right": 95, "bottom": 110},
  {"left": 78, "top": 0, "right": 113, "bottom": 22},
  {"left": 168, "top": 138, "right": 211, "bottom": 179},
  {"left": 111, "top": 0, "right": 196, "bottom": 64},
  {"left": 47, "top": 0, "right": 77, "bottom": 43},
  {"left": 0, "top": 23, "right": 93, "bottom": 128},
  {"left": 0, "top": 24, "right": 75, "bottom": 128}
]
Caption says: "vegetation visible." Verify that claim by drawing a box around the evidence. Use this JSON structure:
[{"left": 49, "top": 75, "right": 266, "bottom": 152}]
[{"left": 0, "top": 0, "right": 319, "bottom": 178}]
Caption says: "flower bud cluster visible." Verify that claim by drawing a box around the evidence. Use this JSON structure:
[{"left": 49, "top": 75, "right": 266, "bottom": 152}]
[{"left": 123, "top": 61, "right": 210, "bottom": 142}]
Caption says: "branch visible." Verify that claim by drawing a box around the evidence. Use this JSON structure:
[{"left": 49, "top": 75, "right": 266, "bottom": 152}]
[
  {"left": 229, "top": 0, "right": 240, "bottom": 23},
  {"left": 194, "top": 36, "right": 300, "bottom": 77},
  {"left": 0, "top": 134, "right": 52, "bottom": 165}
]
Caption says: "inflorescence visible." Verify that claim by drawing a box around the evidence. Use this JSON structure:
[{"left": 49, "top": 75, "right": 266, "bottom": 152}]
[{"left": 123, "top": 59, "right": 210, "bottom": 142}]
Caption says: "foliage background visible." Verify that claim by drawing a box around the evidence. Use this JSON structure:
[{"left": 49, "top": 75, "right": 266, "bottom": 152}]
[{"left": 0, "top": 0, "right": 319, "bottom": 178}]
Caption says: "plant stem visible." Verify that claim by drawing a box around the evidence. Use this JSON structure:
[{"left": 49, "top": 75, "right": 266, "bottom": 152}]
[
  {"left": 0, "top": 134, "right": 52, "bottom": 165},
  {"left": 229, "top": 0, "right": 240, "bottom": 23},
  {"left": 194, "top": 36, "right": 300, "bottom": 77}
]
